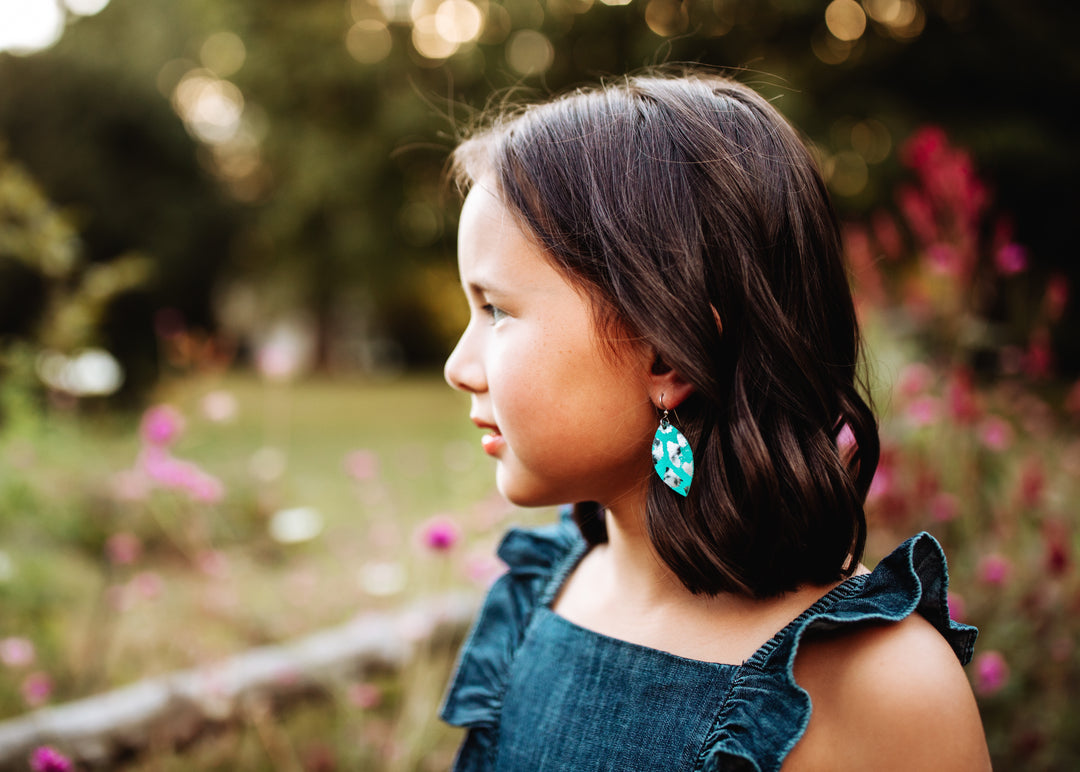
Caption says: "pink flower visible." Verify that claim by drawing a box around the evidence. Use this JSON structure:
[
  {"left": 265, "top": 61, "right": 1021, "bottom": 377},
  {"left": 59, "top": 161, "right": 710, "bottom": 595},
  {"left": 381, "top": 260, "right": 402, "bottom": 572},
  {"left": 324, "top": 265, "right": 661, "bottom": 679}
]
[
  {"left": 896, "top": 362, "right": 934, "bottom": 400},
  {"left": 905, "top": 396, "right": 940, "bottom": 427},
  {"left": 977, "top": 553, "right": 1011, "bottom": 587},
  {"left": 132, "top": 571, "right": 164, "bottom": 600},
  {"left": 896, "top": 186, "right": 938, "bottom": 246},
  {"left": 978, "top": 416, "right": 1013, "bottom": 451},
  {"left": 1023, "top": 331, "right": 1053, "bottom": 380},
  {"left": 344, "top": 450, "right": 379, "bottom": 481},
  {"left": 1044, "top": 273, "right": 1069, "bottom": 321},
  {"left": 901, "top": 126, "right": 948, "bottom": 172},
  {"left": 0, "top": 637, "right": 35, "bottom": 667},
  {"left": 1043, "top": 520, "right": 1071, "bottom": 578},
  {"left": 929, "top": 492, "right": 959, "bottom": 522},
  {"left": 21, "top": 672, "right": 53, "bottom": 707},
  {"left": 946, "top": 592, "right": 966, "bottom": 622},
  {"left": 140, "top": 405, "right": 185, "bottom": 447},
  {"left": 30, "top": 746, "right": 72, "bottom": 772},
  {"left": 196, "top": 549, "right": 230, "bottom": 579},
  {"left": 464, "top": 550, "right": 508, "bottom": 587},
  {"left": 1017, "top": 457, "right": 1046, "bottom": 509},
  {"left": 973, "top": 651, "right": 1009, "bottom": 696},
  {"left": 926, "top": 243, "right": 961, "bottom": 275},
  {"left": 946, "top": 369, "right": 981, "bottom": 424},
  {"left": 106, "top": 532, "right": 142, "bottom": 565},
  {"left": 994, "top": 243, "right": 1028, "bottom": 275},
  {"left": 139, "top": 447, "right": 225, "bottom": 504},
  {"left": 417, "top": 515, "right": 462, "bottom": 552},
  {"left": 347, "top": 682, "right": 382, "bottom": 709},
  {"left": 872, "top": 210, "right": 904, "bottom": 260}
]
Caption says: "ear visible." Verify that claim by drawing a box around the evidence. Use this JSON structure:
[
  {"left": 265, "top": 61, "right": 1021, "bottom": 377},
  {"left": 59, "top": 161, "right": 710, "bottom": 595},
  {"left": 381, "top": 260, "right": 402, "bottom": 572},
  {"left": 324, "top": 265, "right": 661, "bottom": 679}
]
[{"left": 648, "top": 353, "right": 695, "bottom": 410}]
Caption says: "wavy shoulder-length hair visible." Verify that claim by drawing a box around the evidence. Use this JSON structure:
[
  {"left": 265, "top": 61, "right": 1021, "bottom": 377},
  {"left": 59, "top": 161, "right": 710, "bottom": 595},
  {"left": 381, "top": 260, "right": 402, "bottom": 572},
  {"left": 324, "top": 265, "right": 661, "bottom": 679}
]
[{"left": 449, "top": 70, "right": 880, "bottom": 598}]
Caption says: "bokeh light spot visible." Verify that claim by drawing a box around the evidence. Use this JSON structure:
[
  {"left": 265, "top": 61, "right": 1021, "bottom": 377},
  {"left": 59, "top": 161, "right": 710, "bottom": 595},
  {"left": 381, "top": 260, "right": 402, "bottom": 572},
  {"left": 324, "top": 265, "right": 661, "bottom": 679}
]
[
  {"left": 478, "top": 2, "right": 511, "bottom": 44},
  {"left": 824, "top": 0, "right": 866, "bottom": 41},
  {"left": 505, "top": 29, "right": 554, "bottom": 76},
  {"left": 347, "top": 19, "right": 393, "bottom": 63},
  {"left": 645, "top": 0, "right": 690, "bottom": 36},
  {"left": 174, "top": 73, "right": 245, "bottom": 145},
  {"left": 851, "top": 118, "right": 892, "bottom": 163},
  {"left": 412, "top": 14, "right": 459, "bottom": 60},
  {"left": 200, "top": 31, "right": 247, "bottom": 77},
  {"left": 827, "top": 151, "right": 869, "bottom": 196},
  {"left": 435, "top": 0, "right": 483, "bottom": 44},
  {"left": 64, "top": 0, "right": 110, "bottom": 15},
  {"left": 0, "top": 0, "right": 65, "bottom": 55}
]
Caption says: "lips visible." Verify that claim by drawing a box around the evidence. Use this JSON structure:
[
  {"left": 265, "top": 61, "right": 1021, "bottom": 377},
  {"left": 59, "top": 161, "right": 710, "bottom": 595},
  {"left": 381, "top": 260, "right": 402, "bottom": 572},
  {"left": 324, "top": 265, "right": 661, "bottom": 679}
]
[{"left": 471, "top": 415, "right": 505, "bottom": 456}]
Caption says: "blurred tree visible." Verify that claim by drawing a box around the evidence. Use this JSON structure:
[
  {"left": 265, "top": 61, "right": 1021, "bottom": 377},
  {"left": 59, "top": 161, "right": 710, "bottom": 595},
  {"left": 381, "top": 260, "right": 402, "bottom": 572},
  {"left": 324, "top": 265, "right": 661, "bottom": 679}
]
[
  {"left": 1, "top": 0, "right": 1075, "bottom": 375},
  {"left": 0, "top": 50, "right": 237, "bottom": 397}
]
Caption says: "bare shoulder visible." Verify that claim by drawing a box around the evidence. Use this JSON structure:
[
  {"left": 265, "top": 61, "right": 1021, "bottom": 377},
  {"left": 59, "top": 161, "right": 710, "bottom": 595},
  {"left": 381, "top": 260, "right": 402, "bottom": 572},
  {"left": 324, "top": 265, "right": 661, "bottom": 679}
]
[{"left": 784, "top": 613, "right": 991, "bottom": 772}]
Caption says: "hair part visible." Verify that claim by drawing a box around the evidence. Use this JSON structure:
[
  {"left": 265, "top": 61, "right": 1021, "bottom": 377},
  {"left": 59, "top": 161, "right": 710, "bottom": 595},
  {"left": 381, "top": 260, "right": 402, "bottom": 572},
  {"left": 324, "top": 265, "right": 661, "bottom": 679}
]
[{"left": 450, "top": 70, "right": 880, "bottom": 598}]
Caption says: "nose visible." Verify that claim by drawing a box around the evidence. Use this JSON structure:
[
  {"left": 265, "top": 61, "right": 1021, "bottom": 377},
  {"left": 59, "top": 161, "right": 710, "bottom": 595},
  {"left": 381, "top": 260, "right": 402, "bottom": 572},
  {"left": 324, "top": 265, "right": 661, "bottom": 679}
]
[{"left": 444, "top": 324, "right": 485, "bottom": 394}]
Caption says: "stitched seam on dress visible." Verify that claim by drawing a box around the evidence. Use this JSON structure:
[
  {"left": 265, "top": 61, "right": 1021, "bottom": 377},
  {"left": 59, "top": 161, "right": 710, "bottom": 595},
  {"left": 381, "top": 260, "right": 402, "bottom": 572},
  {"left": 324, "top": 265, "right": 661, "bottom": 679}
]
[{"left": 745, "top": 574, "right": 870, "bottom": 668}]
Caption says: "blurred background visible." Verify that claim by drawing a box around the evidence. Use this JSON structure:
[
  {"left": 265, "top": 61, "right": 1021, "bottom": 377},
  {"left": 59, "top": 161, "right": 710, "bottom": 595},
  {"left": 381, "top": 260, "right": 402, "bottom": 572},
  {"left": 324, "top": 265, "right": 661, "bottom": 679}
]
[{"left": 0, "top": 0, "right": 1077, "bottom": 769}]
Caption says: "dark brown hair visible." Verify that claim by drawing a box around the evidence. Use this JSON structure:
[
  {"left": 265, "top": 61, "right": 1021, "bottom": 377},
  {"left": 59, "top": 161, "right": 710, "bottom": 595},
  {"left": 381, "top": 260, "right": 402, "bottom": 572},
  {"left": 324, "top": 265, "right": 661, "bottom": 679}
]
[{"left": 450, "top": 70, "right": 880, "bottom": 598}]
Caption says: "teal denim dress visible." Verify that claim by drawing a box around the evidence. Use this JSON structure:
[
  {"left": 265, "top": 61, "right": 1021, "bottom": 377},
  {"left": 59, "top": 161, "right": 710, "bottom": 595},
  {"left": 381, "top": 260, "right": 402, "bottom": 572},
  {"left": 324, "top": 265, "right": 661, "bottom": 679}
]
[{"left": 440, "top": 515, "right": 977, "bottom": 771}]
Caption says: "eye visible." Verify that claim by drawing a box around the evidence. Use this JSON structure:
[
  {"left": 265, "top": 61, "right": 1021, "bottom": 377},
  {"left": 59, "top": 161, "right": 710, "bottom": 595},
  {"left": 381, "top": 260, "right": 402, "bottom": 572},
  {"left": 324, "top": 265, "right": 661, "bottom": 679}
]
[{"left": 482, "top": 304, "right": 509, "bottom": 324}]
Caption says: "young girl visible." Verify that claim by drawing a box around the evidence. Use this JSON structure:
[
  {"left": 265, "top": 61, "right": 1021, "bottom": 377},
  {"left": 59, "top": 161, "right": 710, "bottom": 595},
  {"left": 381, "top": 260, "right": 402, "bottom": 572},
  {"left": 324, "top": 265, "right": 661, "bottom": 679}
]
[{"left": 439, "top": 71, "right": 990, "bottom": 771}]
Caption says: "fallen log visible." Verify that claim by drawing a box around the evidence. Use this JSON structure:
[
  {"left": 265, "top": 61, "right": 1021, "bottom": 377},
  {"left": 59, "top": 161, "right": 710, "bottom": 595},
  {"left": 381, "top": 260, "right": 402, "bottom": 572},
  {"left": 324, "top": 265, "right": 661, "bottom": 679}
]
[{"left": 0, "top": 593, "right": 477, "bottom": 770}]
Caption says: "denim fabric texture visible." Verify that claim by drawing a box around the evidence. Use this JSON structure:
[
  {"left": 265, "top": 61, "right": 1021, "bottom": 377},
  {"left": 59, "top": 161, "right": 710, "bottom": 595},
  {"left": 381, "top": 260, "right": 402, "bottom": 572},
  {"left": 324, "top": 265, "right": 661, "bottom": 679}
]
[{"left": 440, "top": 513, "right": 977, "bottom": 772}]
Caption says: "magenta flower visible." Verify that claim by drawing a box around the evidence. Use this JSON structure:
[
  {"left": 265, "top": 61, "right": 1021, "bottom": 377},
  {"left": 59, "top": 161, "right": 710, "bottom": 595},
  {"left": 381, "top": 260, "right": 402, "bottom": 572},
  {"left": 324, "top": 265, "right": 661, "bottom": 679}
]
[
  {"left": 900, "top": 125, "right": 948, "bottom": 172},
  {"left": 977, "top": 553, "right": 1011, "bottom": 587},
  {"left": 1017, "top": 457, "right": 1046, "bottom": 509},
  {"left": 929, "top": 492, "right": 959, "bottom": 523},
  {"left": 994, "top": 243, "right": 1028, "bottom": 275},
  {"left": 1044, "top": 273, "right": 1069, "bottom": 321},
  {"left": 945, "top": 369, "right": 981, "bottom": 424},
  {"left": 905, "top": 396, "right": 940, "bottom": 427},
  {"left": 417, "top": 515, "right": 462, "bottom": 552},
  {"left": 896, "top": 362, "right": 934, "bottom": 400},
  {"left": 140, "top": 404, "right": 185, "bottom": 447},
  {"left": 30, "top": 746, "right": 72, "bottom": 772},
  {"left": 0, "top": 637, "right": 35, "bottom": 667},
  {"left": 138, "top": 447, "right": 225, "bottom": 504},
  {"left": 344, "top": 450, "right": 379, "bottom": 481},
  {"left": 105, "top": 532, "right": 142, "bottom": 565},
  {"left": 946, "top": 592, "right": 966, "bottom": 622},
  {"left": 978, "top": 416, "right": 1013, "bottom": 452},
  {"left": 21, "top": 671, "right": 53, "bottom": 707},
  {"left": 464, "top": 550, "right": 507, "bottom": 587},
  {"left": 973, "top": 651, "right": 1009, "bottom": 696},
  {"left": 347, "top": 682, "right": 382, "bottom": 709}
]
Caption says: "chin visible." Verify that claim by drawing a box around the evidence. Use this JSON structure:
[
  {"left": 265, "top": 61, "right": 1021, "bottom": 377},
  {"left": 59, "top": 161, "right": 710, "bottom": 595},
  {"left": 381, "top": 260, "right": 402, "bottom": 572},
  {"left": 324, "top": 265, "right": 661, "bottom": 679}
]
[{"left": 495, "top": 472, "right": 564, "bottom": 509}]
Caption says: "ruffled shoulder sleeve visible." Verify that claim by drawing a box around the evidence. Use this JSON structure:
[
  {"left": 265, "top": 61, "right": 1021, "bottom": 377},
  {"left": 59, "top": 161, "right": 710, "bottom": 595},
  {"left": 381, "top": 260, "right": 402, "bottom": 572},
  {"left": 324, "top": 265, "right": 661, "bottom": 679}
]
[
  {"left": 439, "top": 512, "right": 584, "bottom": 730},
  {"left": 697, "top": 532, "right": 977, "bottom": 772}
]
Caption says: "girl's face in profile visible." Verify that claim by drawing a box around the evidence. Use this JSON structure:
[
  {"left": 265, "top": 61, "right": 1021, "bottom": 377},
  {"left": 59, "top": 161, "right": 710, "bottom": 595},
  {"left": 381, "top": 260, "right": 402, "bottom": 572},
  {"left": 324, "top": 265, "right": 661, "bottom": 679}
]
[{"left": 444, "top": 182, "right": 656, "bottom": 508}]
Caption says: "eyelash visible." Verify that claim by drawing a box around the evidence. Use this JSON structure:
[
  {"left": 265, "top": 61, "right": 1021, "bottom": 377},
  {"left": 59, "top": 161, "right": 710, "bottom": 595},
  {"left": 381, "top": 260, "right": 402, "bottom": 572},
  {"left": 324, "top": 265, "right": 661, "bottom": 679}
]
[{"left": 481, "top": 304, "right": 508, "bottom": 324}]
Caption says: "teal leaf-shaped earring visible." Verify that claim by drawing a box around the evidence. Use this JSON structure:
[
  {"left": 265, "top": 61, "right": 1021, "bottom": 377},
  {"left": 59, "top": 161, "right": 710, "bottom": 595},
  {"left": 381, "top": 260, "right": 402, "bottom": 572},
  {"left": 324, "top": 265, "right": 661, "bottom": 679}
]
[{"left": 651, "top": 401, "right": 693, "bottom": 497}]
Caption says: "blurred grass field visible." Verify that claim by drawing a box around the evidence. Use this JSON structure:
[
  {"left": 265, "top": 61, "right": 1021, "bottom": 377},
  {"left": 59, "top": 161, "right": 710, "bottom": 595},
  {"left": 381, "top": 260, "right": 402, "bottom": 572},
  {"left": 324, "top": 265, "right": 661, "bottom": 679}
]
[{"left": 0, "top": 373, "right": 556, "bottom": 769}]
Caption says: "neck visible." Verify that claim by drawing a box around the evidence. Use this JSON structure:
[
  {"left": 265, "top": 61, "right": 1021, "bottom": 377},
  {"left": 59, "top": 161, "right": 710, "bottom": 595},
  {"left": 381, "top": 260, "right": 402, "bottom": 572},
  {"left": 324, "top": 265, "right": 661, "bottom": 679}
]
[{"left": 601, "top": 494, "right": 695, "bottom": 608}]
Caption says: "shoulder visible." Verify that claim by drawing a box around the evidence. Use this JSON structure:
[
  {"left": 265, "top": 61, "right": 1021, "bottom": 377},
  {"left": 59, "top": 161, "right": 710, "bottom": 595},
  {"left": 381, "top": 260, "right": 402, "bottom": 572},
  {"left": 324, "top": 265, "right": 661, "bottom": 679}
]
[{"left": 786, "top": 608, "right": 990, "bottom": 771}]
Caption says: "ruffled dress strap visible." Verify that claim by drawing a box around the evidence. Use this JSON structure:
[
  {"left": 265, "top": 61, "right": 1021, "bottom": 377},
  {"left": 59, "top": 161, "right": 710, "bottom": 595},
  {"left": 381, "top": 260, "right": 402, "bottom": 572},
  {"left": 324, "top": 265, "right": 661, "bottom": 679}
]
[
  {"left": 439, "top": 511, "right": 585, "bottom": 768},
  {"left": 696, "top": 532, "right": 977, "bottom": 772}
]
